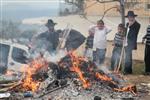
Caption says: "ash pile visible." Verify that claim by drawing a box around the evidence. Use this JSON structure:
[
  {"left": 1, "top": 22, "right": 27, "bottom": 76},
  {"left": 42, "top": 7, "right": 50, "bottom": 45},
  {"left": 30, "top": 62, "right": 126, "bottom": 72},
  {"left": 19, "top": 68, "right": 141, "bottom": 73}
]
[{"left": 0, "top": 51, "right": 138, "bottom": 100}]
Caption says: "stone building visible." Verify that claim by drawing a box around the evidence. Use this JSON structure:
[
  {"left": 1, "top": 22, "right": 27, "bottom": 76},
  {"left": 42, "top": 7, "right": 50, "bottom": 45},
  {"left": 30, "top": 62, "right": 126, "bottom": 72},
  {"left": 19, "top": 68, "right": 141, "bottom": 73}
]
[{"left": 84, "top": 0, "right": 150, "bottom": 17}]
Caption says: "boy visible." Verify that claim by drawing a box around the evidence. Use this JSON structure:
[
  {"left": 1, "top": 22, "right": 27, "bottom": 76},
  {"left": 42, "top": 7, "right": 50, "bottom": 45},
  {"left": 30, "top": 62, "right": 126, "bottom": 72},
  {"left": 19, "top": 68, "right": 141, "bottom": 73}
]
[
  {"left": 111, "top": 24, "right": 125, "bottom": 71},
  {"left": 93, "top": 20, "right": 112, "bottom": 64},
  {"left": 142, "top": 17, "right": 150, "bottom": 75},
  {"left": 84, "top": 26, "right": 95, "bottom": 60}
]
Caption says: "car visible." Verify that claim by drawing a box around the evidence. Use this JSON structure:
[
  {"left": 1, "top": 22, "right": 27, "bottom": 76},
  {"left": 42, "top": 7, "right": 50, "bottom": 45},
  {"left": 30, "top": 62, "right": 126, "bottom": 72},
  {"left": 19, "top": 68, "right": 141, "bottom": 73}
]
[{"left": 0, "top": 39, "right": 29, "bottom": 74}]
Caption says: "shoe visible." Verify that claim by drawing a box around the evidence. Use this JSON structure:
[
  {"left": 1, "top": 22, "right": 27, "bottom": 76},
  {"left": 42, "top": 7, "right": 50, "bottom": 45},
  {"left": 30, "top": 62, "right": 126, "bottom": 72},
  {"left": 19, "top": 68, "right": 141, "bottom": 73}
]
[
  {"left": 123, "top": 71, "right": 132, "bottom": 75},
  {"left": 143, "top": 72, "right": 150, "bottom": 75}
]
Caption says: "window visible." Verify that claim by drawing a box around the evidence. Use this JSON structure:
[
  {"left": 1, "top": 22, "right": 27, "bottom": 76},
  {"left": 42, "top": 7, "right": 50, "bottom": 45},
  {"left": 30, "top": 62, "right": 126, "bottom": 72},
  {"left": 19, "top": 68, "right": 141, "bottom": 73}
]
[
  {"left": 0, "top": 43, "right": 10, "bottom": 67},
  {"left": 12, "top": 47, "right": 28, "bottom": 64},
  {"left": 147, "top": 4, "right": 150, "bottom": 9},
  {"left": 125, "top": 1, "right": 139, "bottom": 9}
]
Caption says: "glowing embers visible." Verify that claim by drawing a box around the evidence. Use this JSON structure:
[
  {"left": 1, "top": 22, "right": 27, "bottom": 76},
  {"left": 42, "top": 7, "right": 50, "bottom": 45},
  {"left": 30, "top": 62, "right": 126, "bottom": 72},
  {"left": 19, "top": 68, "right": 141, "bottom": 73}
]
[
  {"left": 95, "top": 72, "right": 117, "bottom": 85},
  {"left": 69, "top": 51, "right": 90, "bottom": 89},
  {"left": 114, "top": 84, "right": 137, "bottom": 95},
  {"left": 21, "top": 56, "right": 48, "bottom": 92}
]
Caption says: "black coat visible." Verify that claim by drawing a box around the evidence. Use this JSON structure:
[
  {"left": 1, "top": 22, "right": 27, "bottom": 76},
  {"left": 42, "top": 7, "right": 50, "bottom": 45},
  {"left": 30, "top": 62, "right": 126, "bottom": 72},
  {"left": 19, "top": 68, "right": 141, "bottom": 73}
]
[
  {"left": 126, "top": 21, "right": 140, "bottom": 50},
  {"left": 36, "top": 31, "right": 59, "bottom": 52},
  {"left": 65, "top": 29, "right": 86, "bottom": 51}
]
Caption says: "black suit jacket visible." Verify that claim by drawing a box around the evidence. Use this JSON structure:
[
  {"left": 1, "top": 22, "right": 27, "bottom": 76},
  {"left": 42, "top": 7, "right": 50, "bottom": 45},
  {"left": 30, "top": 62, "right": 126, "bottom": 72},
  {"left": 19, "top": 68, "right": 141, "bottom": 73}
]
[
  {"left": 37, "top": 30, "right": 59, "bottom": 52},
  {"left": 65, "top": 29, "right": 86, "bottom": 51},
  {"left": 126, "top": 21, "right": 140, "bottom": 50}
]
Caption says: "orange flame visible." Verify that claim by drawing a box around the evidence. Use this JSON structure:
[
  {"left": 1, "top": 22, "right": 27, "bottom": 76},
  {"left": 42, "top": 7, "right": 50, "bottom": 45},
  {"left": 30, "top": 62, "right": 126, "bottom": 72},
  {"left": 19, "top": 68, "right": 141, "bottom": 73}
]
[
  {"left": 21, "top": 56, "right": 48, "bottom": 92},
  {"left": 69, "top": 51, "right": 90, "bottom": 89},
  {"left": 95, "top": 72, "right": 116, "bottom": 85},
  {"left": 71, "top": 64, "right": 90, "bottom": 88},
  {"left": 114, "top": 84, "right": 137, "bottom": 95}
]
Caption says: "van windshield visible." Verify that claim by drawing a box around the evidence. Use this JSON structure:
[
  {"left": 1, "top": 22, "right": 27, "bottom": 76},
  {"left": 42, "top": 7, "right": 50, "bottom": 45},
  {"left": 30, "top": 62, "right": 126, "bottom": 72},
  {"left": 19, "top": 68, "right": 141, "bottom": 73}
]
[
  {"left": 12, "top": 47, "right": 28, "bottom": 64},
  {"left": 0, "top": 43, "right": 10, "bottom": 72}
]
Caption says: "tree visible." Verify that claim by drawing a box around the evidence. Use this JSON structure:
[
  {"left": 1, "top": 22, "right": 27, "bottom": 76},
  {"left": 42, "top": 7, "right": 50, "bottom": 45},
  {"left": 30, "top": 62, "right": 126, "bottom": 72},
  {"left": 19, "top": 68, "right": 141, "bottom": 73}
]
[
  {"left": 93, "top": 0, "right": 125, "bottom": 26},
  {"left": 64, "top": 0, "right": 84, "bottom": 13},
  {"left": 64, "top": 0, "right": 125, "bottom": 26}
]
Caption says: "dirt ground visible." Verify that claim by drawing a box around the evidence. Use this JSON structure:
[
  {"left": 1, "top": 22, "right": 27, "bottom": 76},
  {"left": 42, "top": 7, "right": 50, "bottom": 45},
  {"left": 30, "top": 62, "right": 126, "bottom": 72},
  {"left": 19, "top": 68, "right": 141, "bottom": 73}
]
[
  {"left": 107, "top": 42, "right": 150, "bottom": 100},
  {"left": 125, "top": 75, "right": 150, "bottom": 100}
]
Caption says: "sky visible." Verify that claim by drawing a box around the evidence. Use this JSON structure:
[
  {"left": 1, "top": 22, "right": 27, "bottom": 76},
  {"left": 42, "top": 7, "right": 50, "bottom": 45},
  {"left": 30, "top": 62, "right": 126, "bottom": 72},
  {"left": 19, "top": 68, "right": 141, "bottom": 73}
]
[
  {"left": 1, "top": 0, "right": 65, "bottom": 9},
  {"left": 0, "top": 0, "right": 72, "bottom": 13},
  {"left": 0, "top": 0, "right": 68, "bottom": 20},
  {"left": 2, "top": 0, "right": 64, "bottom": 3}
]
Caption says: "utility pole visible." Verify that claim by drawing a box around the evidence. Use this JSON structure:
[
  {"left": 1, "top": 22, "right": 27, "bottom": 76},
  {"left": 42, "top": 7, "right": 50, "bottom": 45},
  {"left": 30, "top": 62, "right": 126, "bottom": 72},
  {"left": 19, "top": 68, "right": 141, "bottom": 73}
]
[{"left": 119, "top": 0, "right": 125, "bottom": 26}]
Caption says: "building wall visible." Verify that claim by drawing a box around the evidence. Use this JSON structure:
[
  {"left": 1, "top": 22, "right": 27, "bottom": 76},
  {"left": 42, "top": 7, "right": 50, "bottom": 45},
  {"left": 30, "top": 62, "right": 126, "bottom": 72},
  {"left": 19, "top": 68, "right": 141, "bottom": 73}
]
[{"left": 84, "top": 0, "right": 150, "bottom": 17}]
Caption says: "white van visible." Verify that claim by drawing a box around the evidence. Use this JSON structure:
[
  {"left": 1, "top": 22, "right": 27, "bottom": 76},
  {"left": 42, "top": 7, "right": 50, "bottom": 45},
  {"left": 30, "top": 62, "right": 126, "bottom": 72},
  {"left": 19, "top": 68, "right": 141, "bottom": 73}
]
[{"left": 0, "top": 39, "right": 29, "bottom": 74}]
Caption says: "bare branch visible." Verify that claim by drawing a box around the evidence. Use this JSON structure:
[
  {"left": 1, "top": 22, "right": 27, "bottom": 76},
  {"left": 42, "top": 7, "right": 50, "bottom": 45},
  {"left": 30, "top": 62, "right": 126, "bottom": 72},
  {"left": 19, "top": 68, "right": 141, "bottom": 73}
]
[
  {"left": 96, "top": 0, "right": 119, "bottom": 3},
  {"left": 101, "top": 6, "right": 118, "bottom": 20}
]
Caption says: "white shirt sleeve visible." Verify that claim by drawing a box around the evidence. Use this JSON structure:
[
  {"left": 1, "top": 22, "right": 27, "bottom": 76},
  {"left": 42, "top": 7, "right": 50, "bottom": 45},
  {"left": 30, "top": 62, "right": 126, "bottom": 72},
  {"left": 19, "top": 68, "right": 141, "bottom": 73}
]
[
  {"left": 93, "top": 27, "right": 97, "bottom": 50},
  {"left": 89, "top": 25, "right": 96, "bottom": 33},
  {"left": 105, "top": 26, "right": 112, "bottom": 34},
  {"left": 93, "top": 37, "right": 97, "bottom": 50}
]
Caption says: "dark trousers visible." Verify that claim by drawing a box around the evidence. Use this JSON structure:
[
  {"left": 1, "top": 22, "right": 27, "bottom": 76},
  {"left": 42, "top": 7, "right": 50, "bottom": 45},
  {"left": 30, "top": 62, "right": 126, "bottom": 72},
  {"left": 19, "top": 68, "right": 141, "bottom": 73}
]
[
  {"left": 93, "top": 51, "right": 97, "bottom": 62},
  {"left": 144, "top": 45, "right": 150, "bottom": 72},
  {"left": 124, "top": 47, "right": 133, "bottom": 74},
  {"left": 111, "top": 46, "right": 122, "bottom": 70}
]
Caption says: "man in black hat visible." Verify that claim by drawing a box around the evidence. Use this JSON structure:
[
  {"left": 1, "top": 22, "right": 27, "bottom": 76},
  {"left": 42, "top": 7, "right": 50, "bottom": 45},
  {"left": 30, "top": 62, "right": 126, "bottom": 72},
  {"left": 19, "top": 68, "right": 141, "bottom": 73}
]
[
  {"left": 124, "top": 11, "right": 141, "bottom": 74},
  {"left": 36, "top": 19, "right": 59, "bottom": 53}
]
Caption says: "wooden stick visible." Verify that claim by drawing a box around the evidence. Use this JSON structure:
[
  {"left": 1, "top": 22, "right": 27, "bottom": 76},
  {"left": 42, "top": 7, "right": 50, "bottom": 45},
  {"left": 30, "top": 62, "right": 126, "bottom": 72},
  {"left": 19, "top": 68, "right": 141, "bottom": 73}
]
[
  {"left": 0, "top": 79, "right": 19, "bottom": 84},
  {"left": 116, "top": 45, "right": 125, "bottom": 73},
  {"left": 38, "top": 84, "right": 69, "bottom": 98},
  {"left": 56, "top": 24, "right": 72, "bottom": 51},
  {"left": 0, "top": 81, "right": 18, "bottom": 87},
  {"left": 0, "top": 81, "right": 22, "bottom": 92}
]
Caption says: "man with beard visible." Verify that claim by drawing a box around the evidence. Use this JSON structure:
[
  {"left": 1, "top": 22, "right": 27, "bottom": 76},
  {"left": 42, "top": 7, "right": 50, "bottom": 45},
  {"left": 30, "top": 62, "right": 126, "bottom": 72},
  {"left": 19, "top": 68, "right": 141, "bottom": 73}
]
[{"left": 124, "top": 11, "right": 141, "bottom": 74}]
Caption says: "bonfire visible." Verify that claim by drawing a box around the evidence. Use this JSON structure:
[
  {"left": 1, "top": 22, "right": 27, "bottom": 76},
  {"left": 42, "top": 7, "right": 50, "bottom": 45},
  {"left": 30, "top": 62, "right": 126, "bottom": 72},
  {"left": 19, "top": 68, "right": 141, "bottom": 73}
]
[{"left": 0, "top": 51, "right": 138, "bottom": 99}]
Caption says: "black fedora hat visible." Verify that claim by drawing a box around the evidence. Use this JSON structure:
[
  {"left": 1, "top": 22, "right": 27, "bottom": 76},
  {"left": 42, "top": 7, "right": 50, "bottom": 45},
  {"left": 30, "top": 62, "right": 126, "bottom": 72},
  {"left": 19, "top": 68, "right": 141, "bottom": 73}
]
[
  {"left": 125, "top": 11, "right": 137, "bottom": 17},
  {"left": 45, "top": 19, "right": 57, "bottom": 27}
]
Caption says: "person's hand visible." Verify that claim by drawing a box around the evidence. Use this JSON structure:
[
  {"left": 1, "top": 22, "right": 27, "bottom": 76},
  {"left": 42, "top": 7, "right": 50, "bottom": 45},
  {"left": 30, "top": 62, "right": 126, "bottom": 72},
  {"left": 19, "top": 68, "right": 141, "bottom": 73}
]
[
  {"left": 142, "top": 39, "right": 145, "bottom": 44},
  {"left": 92, "top": 47, "right": 96, "bottom": 51},
  {"left": 85, "top": 46, "right": 88, "bottom": 49},
  {"left": 124, "top": 40, "right": 128, "bottom": 46},
  {"left": 128, "top": 20, "right": 135, "bottom": 27},
  {"left": 112, "top": 43, "right": 115, "bottom": 46},
  {"left": 128, "top": 22, "right": 133, "bottom": 27}
]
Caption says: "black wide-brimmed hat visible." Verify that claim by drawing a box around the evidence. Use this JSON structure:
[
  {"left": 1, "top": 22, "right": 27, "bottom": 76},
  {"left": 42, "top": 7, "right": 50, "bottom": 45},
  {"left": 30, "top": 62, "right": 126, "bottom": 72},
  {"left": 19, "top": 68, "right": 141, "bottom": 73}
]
[
  {"left": 45, "top": 19, "right": 57, "bottom": 27},
  {"left": 125, "top": 11, "right": 138, "bottom": 17}
]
